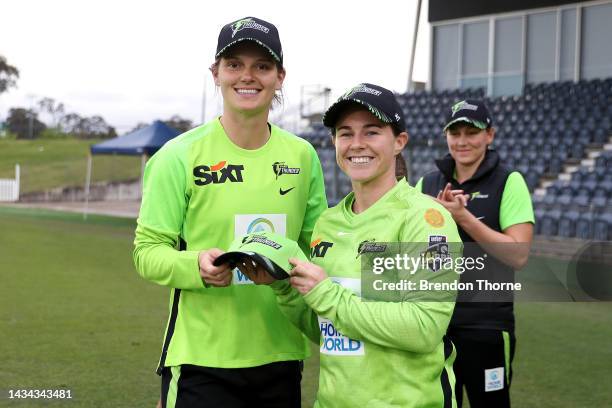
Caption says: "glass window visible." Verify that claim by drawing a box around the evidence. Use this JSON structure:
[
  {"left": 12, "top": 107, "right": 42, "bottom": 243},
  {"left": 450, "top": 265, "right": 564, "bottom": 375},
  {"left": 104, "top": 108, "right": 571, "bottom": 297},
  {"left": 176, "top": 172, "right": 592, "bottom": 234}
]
[
  {"left": 527, "top": 12, "right": 557, "bottom": 83},
  {"left": 581, "top": 3, "right": 612, "bottom": 79},
  {"left": 463, "top": 21, "right": 489, "bottom": 76},
  {"left": 433, "top": 24, "right": 460, "bottom": 90},
  {"left": 560, "top": 8, "right": 577, "bottom": 81}
]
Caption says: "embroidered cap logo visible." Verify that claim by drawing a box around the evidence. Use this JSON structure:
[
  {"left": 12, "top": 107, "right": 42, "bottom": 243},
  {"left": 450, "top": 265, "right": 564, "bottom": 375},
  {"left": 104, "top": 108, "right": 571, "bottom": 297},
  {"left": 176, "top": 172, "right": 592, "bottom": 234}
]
[
  {"left": 451, "top": 100, "right": 478, "bottom": 117},
  {"left": 230, "top": 18, "right": 270, "bottom": 38}
]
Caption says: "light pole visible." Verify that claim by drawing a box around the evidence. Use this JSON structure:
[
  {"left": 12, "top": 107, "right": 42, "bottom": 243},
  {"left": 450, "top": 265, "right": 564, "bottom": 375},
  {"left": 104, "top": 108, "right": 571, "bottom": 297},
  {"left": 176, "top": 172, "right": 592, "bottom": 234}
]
[
  {"left": 26, "top": 93, "right": 36, "bottom": 139},
  {"left": 407, "top": 0, "right": 423, "bottom": 93},
  {"left": 201, "top": 73, "right": 207, "bottom": 124}
]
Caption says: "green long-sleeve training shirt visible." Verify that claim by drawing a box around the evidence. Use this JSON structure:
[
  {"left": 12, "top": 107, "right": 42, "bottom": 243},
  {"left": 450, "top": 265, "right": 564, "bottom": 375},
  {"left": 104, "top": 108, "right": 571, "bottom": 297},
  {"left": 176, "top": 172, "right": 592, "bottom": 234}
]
[
  {"left": 134, "top": 118, "right": 327, "bottom": 369},
  {"left": 273, "top": 180, "right": 461, "bottom": 407}
]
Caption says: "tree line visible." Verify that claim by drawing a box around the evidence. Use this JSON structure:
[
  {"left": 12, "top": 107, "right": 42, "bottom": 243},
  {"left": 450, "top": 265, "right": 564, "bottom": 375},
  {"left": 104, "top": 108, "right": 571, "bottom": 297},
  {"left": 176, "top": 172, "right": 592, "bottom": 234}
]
[{"left": 1, "top": 55, "right": 193, "bottom": 139}]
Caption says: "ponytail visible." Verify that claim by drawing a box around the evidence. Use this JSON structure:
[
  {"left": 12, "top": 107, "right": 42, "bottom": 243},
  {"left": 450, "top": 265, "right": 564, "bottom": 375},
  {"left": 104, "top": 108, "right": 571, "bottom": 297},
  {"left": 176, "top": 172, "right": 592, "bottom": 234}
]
[{"left": 395, "top": 151, "right": 408, "bottom": 180}]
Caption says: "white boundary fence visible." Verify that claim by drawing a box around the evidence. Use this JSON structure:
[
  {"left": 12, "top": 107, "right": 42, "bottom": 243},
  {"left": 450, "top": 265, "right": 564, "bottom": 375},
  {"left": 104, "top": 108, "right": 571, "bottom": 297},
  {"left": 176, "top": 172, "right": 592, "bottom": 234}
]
[{"left": 0, "top": 164, "right": 20, "bottom": 202}]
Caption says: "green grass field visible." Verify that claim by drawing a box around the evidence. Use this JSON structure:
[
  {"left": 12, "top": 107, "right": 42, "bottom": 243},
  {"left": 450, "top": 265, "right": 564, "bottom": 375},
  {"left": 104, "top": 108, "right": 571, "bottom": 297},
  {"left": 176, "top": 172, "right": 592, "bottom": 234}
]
[
  {"left": 1, "top": 206, "right": 610, "bottom": 407},
  {"left": 0, "top": 139, "right": 141, "bottom": 194}
]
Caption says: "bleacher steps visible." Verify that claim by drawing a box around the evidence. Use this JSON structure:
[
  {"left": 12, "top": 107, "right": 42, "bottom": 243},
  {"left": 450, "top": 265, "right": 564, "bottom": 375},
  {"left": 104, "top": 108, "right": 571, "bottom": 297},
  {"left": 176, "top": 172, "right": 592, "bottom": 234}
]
[
  {"left": 581, "top": 159, "right": 595, "bottom": 167},
  {"left": 535, "top": 135, "right": 611, "bottom": 195},
  {"left": 534, "top": 188, "right": 546, "bottom": 196}
]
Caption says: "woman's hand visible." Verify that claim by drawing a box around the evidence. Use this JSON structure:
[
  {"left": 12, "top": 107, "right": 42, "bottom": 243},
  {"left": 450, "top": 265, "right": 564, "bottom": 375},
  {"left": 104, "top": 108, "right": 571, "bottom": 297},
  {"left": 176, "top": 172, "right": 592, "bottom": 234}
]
[
  {"left": 289, "top": 258, "right": 328, "bottom": 295},
  {"left": 237, "top": 258, "right": 276, "bottom": 285},
  {"left": 198, "top": 249, "right": 233, "bottom": 287},
  {"left": 435, "top": 182, "right": 470, "bottom": 222}
]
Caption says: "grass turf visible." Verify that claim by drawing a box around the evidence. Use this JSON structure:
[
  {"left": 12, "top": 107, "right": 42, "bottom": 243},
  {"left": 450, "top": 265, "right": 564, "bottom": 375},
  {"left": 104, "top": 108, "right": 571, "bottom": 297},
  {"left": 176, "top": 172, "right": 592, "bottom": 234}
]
[
  {"left": 0, "top": 139, "right": 141, "bottom": 194},
  {"left": 0, "top": 206, "right": 610, "bottom": 407}
]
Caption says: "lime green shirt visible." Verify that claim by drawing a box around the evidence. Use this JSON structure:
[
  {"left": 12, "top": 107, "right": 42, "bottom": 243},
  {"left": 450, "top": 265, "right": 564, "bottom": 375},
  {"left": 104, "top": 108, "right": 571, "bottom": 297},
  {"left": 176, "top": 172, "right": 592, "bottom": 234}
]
[
  {"left": 274, "top": 180, "right": 461, "bottom": 407},
  {"left": 133, "top": 118, "right": 327, "bottom": 368}
]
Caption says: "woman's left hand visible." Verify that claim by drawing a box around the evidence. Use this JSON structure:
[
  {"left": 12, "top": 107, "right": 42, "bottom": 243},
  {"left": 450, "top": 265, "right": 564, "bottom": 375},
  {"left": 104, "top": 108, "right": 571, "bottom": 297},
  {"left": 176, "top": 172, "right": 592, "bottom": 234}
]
[
  {"left": 435, "top": 182, "right": 470, "bottom": 221},
  {"left": 288, "top": 258, "right": 328, "bottom": 295}
]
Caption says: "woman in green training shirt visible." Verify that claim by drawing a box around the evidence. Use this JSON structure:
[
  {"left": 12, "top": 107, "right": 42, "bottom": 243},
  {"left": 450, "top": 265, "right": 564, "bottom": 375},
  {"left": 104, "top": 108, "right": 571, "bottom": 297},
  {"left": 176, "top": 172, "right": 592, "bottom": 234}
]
[
  {"left": 134, "top": 16, "right": 327, "bottom": 408},
  {"left": 249, "top": 83, "right": 462, "bottom": 407}
]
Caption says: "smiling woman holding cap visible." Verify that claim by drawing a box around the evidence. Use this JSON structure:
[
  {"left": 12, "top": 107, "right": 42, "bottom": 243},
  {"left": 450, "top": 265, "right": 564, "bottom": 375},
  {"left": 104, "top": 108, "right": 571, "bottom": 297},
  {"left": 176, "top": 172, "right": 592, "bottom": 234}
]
[
  {"left": 254, "top": 83, "right": 463, "bottom": 407},
  {"left": 133, "top": 16, "right": 327, "bottom": 408}
]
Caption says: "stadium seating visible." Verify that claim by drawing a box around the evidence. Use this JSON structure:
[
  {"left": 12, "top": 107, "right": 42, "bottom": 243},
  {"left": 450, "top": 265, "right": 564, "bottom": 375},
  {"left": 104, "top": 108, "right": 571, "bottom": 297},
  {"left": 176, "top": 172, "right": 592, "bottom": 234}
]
[{"left": 301, "top": 77, "right": 611, "bottom": 239}]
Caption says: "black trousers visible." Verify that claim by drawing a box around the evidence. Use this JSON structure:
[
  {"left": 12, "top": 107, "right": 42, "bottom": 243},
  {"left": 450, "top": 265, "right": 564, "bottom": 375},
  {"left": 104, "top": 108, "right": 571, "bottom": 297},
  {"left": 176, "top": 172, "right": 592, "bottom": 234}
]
[
  {"left": 160, "top": 360, "right": 302, "bottom": 408},
  {"left": 448, "top": 328, "right": 516, "bottom": 408}
]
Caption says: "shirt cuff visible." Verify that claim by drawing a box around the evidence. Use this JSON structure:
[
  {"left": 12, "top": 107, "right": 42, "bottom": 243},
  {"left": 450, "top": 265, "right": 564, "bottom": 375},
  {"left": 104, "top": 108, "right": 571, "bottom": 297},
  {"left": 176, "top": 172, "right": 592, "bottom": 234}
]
[
  {"left": 175, "top": 250, "right": 206, "bottom": 289},
  {"left": 302, "top": 278, "right": 336, "bottom": 313}
]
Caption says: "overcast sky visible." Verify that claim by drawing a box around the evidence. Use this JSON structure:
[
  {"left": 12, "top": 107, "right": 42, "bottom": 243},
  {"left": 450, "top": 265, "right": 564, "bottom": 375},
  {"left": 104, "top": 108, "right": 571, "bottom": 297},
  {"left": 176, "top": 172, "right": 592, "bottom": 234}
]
[{"left": 1, "top": 0, "right": 431, "bottom": 134}]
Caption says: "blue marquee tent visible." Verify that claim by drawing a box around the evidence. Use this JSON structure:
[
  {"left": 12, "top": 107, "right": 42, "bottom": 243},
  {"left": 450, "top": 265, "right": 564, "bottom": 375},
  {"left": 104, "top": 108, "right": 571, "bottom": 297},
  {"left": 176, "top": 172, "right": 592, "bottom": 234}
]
[
  {"left": 83, "top": 121, "right": 181, "bottom": 216},
  {"left": 89, "top": 120, "right": 181, "bottom": 156}
]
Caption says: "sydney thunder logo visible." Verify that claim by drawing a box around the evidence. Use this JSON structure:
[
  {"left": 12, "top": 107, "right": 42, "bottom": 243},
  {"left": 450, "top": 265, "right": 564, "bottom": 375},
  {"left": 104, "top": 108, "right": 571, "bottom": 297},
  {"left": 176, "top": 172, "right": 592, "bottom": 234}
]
[
  {"left": 451, "top": 100, "right": 478, "bottom": 116},
  {"left": 356, "top": 240, "right": 387, "bottom": 258},
  {"left": 241, "top": 234, "right": 282, "bottom": 250},
  {"left": 231, "top": 18, "right": 270, "bottom": 38},
  {"left": 272, "top": 162, "right": 300, "bottom": 179},
  {"left": 342, "top": 85, "right": 390, "bottom": 122},
  {"left": 344, "top": 84, "right": 382, "bottom": 98}
]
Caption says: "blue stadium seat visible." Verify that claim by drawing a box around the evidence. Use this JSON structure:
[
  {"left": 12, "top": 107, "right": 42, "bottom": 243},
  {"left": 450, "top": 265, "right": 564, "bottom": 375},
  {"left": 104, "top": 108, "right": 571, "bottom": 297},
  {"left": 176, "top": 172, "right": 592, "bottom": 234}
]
[
  {"left": 593, "top": 129, "right": 608, "bottom": 144},
  {"left": 524, "top": 171, "right": 540, "bottom": 191},
  {"left": 558, "top": 194, "right": 572, "bottom": 206},
  {"left": 517, "top": 160, "right": 530, "bottom": 176},
  {"left": 583, "top": 173, "right": 599, "bottom": 193},
  {"left": 503, "top": 136, "right": 516, "bottom": 147},
  {"left": 519, "top": 138, "right": 531, "bottom": 149},
  {"left": 539, "top": 210, "right": 561, "bottom": 236},
  {"left": 570, "top": 142, "right": 586, "bottom": 160},
  {"left": 593, "top": 213, "right": 612, "bottom": 241},
  {"left": 572, "top": 167, "right": 589, "bottom": 181},
  {"left": 510, "top": 150, "right": 523, "bottom": 162},
  {"left": 575, "top": 212, "right": 594, "bottom": 239},
  {"left": 549, "top": 157, "right": 565, "bottom": 175},
  {"left": 532, "top": 194, "right": 544, "bottom": 208},
  {"left": 598, "top": 179, "right": 612, "bottom": 195},
  {"left": 529, "top": 135, "right": 542, "bottom": 148},
  {"left": 558, "top": 210, "right": 580, "bottom": 237},
  {"left": 572, "top": 194, "right": 590, "bottom": 207},
  {"left": 540, "top": 149, "right": 553, "bottom": 163},
  {"left": 569, "top": 179, "right": 582, "bottom": 191},
  {"left": 606, "top": 151, "right": 612, "bottom": 166},
  {"left": 534, "top": 208, "right": 545, "bottom": 235},
  {"left": 526, "top": 149, "right": 538, "bottom": 162},
  {"left": 531, "top": 163, "right": 546, "bottom": 176}
]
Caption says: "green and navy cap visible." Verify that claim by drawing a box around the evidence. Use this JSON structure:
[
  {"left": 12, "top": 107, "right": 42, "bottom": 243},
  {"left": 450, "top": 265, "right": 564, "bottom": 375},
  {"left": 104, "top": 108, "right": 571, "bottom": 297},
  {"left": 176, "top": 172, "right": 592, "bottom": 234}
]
[
  {"left": 443, "top": 99, "right": 492, "bottom": 132},
  {"left": 322, "top": 83, "right": 406, "bottom": 132},
  {"left": 213, "top": 231, "right": 306, "bottom": 280},
  {"left": 216, "top": 17, "right": 283, "bottom": 64}
]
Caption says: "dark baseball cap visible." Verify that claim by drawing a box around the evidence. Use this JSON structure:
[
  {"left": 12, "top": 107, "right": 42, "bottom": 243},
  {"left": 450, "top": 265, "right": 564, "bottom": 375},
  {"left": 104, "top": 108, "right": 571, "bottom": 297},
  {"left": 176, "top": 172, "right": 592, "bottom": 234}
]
[
  {"left": 322, "top": 83, "right": 406, "bottom": 132},
  {"left": 443, "top": 99, "right": 492, "bottom": 132},
  {"left": 213, "top": 231, "right": 307, "bottom": 280},
  {"left": 216, "top": 17, "right": 283, "bottom": 64}
]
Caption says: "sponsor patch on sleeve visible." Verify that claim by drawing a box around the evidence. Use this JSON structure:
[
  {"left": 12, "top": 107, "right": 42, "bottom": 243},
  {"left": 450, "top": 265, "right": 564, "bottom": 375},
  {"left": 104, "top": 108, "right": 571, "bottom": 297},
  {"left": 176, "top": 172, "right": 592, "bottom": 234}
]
[
  {"left": 424, "top": 235, "right": 449, "bottom": 272},
  {"left": 424, "top": 208, "right": 445, "bottom": 228}
]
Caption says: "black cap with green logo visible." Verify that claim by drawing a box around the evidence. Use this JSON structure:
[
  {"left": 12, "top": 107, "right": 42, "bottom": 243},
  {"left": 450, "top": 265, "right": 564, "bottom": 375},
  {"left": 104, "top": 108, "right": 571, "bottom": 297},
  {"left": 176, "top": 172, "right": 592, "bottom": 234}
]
[
  {"left": 323, "top": 83, "right": 406, "bottom": 132},
  {"left": 443, "top": 99, "right": 493, "bottom": 132},
  {"left": 216, "top": 17, "right": 283, "bottom": 64}
]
